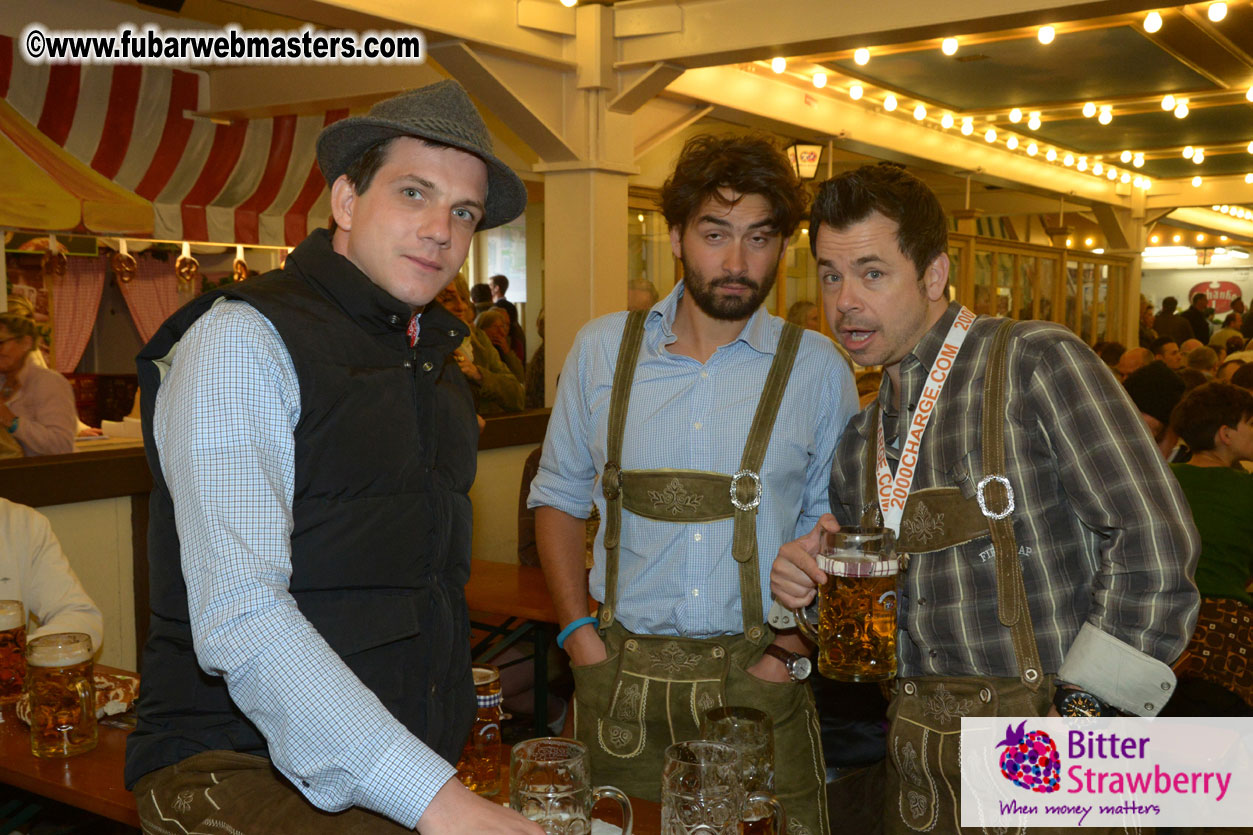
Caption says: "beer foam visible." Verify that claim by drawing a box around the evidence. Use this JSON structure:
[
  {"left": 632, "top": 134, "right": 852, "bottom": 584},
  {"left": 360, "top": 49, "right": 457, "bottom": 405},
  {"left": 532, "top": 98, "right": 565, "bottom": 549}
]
[
  {"left": 0, "top": 600, "right": 24, "bottom": 631},
  {"left": 26, "top": 633, "right": 92, "bottom": 667},
  {"left": 472, "top": 666, "right": 500, "bottom": 686}
]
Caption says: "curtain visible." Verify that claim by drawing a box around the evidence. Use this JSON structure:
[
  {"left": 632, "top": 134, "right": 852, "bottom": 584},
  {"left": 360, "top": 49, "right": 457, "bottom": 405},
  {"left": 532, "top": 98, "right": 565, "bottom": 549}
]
[
  {"left": 49, "top": 255, "right": 106, "bottom": 373},
  {"left": 117, "top": 255, "right": 200, "bottom": 344}
]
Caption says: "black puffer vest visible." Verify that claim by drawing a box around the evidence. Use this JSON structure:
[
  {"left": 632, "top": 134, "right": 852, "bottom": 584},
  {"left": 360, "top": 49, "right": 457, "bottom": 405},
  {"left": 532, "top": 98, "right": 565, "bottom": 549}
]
[{"left": 125, "top": 230, "right": 477, "bottom": 786}]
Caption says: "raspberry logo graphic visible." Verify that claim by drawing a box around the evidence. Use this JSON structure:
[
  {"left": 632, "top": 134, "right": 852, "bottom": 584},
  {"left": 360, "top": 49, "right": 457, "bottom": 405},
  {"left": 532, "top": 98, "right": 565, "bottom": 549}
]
[{"left": 996, "top": 721, "right": 1061, "bottom": 793}]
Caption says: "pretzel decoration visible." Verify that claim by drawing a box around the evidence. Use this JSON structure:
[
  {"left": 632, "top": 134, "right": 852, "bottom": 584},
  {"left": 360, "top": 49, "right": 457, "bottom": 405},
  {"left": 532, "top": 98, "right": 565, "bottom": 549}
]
[
  {"left": 42, "top": 250, "right": 68, "bottom": 277},
  {"left": 110, "top": 251, "right": 138, "bottom": 283},
  {"left": 175, "top": 254, "right": 199, "bottom": 284},
  {"left": 232, "top": 258, "right": 249, "bottom": 282}
]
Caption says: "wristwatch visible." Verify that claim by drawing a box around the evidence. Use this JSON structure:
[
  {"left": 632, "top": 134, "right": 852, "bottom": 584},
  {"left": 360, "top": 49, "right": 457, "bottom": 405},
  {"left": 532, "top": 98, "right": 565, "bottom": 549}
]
[
  {"left": 1053, "top": 685, "right": 1127, "bottom": 717},
  {"left": 762, "top": 644, "right": 812, "bottom": 682}
]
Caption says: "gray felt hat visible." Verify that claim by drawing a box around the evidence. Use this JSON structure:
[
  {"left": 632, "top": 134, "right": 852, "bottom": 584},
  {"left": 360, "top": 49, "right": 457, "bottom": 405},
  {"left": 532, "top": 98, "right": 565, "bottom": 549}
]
[{"left": 316, "top": 80, "right": 526, "bottom": 230}]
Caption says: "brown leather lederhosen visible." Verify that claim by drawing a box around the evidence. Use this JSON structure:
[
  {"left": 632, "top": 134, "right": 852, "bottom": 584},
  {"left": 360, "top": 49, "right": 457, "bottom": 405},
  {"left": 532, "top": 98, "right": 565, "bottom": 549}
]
[
  {"left": 867, "top": 319, "right": 1136, "bottom": 835},
  {"left": 570, "top": 310, "right": 830, "bottom": 835}
]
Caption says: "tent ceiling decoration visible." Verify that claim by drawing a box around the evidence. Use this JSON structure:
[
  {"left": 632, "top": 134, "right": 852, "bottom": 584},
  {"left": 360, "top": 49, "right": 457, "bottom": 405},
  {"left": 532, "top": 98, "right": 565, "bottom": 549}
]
[{"left": 0, "top": 35, "right": 347, "bottom": 246}]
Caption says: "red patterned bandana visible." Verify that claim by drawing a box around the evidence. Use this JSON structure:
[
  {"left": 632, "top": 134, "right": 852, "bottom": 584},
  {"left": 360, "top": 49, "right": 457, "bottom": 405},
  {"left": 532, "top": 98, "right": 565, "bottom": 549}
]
[{"left": 407, "top": 314, "right": 419, "bottom": 347}]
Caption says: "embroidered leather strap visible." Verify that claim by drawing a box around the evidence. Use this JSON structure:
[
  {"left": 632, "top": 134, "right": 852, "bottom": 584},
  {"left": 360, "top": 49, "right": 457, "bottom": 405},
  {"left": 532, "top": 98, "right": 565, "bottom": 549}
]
[
  {"left": 600, "top": 310, "right": 648, "bottom": 630},
  {"left": 982, "top": 318, "right": 1044, "bottom": 691}
]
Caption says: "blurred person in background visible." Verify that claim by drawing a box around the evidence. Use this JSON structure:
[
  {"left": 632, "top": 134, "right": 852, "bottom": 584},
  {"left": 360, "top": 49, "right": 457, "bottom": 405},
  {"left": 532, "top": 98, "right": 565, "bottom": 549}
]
[
  {"left": 1187, "top": 345, "right": 1219, "bottom": 378},
  {"left": 1210, "top": 312, "right": 1243, "bottom": 350},
  {"left": 786, "top": 299, "right": 821, "bottom": 331},
  {"left": 524, "top": 309, "right": 545, "bottom": 410},
  {"left": 476, "top": 307, "right": 525, "bottom": 381},
  {"left": 627, "top": 278, "right": 660, "bottom": 312},
  {"left": 0, "top": 313, "right": 77, "bottom": 457},
  {"left": 437, "top": 277, "right": 524, "bottom": 416},
  {"left": 469, "top": 283, "right": 494, "bottom": 315},
  {"left": 489, "top": 274, "right": 527, "bottom": 367},
  {"left": 1151, "top": 336, "right": 1185, "bottom": 371}
]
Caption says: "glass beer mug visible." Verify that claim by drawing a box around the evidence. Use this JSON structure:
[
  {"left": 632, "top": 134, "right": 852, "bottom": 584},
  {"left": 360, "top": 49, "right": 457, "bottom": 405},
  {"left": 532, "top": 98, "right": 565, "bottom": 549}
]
[
  {"left": 661, "top": 740, "right": 785, "bottom": 835},
  {"left": 455, "top": 664, "right": 504, "bottom": 797},
  {"left": 26, "top": 632, "right": 97, "bottom": 758},
  {"left": 510, "top": 738, "right": 633, "bottom": 835},
  {"left": 792, "top": 527, "right": 899, "bottom": 682},
  {"left": 0, "top": 600, "right": 26, "bottom": 703}
]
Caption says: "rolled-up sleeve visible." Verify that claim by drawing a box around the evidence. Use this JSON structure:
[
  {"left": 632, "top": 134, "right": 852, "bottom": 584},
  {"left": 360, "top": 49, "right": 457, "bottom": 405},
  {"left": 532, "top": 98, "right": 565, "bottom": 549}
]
[{"left": 528, "top": 325, "right": 598, "bottom": 518}]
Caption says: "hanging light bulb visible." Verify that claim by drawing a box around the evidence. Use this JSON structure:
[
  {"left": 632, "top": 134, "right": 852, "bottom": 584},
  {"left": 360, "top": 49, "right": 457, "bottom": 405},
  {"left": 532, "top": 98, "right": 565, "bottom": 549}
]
[
  {"left": 1009, "top": 108, "right": 1022, "bottom": 123},
  {"left": 1144, "top": 11, "right": 1162, "bottom": 33},
  {"left": 1133, "top": 175, "right": 1144, "bottom": 188},
  {"left": 1107, "top": 168, "right": 1118, "bottom": 180},
  {"left": 1063, "top": 153, "right": 1075, "bottom": 166},
  {"left": 771, "top": 57, "right": 786, "bottom": 73},
  {"left": 961, "top": 117, "right": 974, "bottom": 136},
  {"left": 1027, "top": 112, "right": 1042, "bottom": 131},
  {"left": 1038, "top": 25, "right": 1055, "bottom": 44},
  {"left": 1161, "top": 94, "right": 1175, "bottom": 111},
  {"left": 1046, "top": 148, "right": 1058, "bottom": 162},
  {"left": 849, "top": 83, "right": 864, "bottom": 100},
  {"left": 854, "top": 48, "right": 870, "bottom": 65},
  {"left": 985, "top": 128, "right": 997, "bottom": 143},
  {"left": 1208, "top": 2, "right": 1227, "bottom": 23},
  {"left": 1098, "top": 106, "right": 1112, "bottom": 125},
  {"left": 1007, "top": 136, "right": 1019, "bottom": 150},
  {"left": 1133, "top": 154, "right": 1145, "bottom": 168},
  {"left": 1193, "top": 148, "right": 1205, "bottom": 164},
  {"left": 560, "top": 0, "right": 578, "bottom": 6},
  {"left": 1247, "top": 173, "right": 1253, "bottom": 184},
  {"left": 1247, "top": 140, "right": 1253, "bottom": 153},
  {"left": 1247, "top": 87, "right": 1253, "bottom": 102},
  {"left": 1143, "top": 178, "right": 1152, "bottom": 190},
  {"left": 1183, "top": 146, "right": 1195, "bottom": 159},
  {"left": 913, "top": 104, "right": 927, "bottom": 120},
  {"left": 813, "top": 72, "right": 827, "bottom": 88},
  {"left": 883, "top": 93, "right": 898, "bottom": 112},
  {"left": 1119, "top": 150, "right": 1131, "bottom": 163},
  {"left": 1026, "top": 142, "right": 1038, "bottom": 156},
  {"left": 942, "top": 37, "right": 958, "bottom": 56},
  {"left": 941, "top": 113, "right": 954, "bottom": 129},
  {"left": 1174, "top": 100, "right": 1189, "bottom": 118},
  {"left": 1093, "top": 161, "right": 1104, "bottom": 175},
  {"left": 1077, "top": 156, "right": 1088, "bottom": 171},
  {"left": 1192, "top": 175, "right": 1203, "bottom": 187},
  {"left": 1082, "top": 101, "right": 1096, "bottom": 118}
]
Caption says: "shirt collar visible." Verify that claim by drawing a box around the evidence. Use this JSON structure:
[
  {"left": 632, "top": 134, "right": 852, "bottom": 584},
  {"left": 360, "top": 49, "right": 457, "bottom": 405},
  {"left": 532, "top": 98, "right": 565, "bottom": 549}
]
[
  {"left": 647, "top": 281, "right": 779, "bottom": 355},
  {"left": 875, "top": 300, "right": 965, "bottom": 417}
]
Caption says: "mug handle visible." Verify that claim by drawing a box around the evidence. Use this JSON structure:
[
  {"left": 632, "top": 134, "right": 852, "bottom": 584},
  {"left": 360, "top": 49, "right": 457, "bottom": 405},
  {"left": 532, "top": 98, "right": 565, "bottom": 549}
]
[
  {"left": 790, "top": 602, "right": 820, "bottom": 645},
  {"left": 747, "top": 791, "right": 787, "bottom": 833},
  {"left": 592, "top": 785, "right": 633, "bottom": 834}
]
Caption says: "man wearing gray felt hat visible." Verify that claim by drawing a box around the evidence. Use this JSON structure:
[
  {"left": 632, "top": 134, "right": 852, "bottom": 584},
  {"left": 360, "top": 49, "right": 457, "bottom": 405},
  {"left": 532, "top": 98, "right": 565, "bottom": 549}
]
[{"left": 126, "top": 80, "right": 542, "bottom": 834}]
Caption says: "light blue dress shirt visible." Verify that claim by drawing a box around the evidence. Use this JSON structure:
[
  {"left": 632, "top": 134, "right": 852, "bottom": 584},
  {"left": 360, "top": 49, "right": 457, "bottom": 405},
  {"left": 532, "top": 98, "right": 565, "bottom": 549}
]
[
  {"left": 155, "top": 301, "right": 453, "bottom": 828},
  {"left": 528, "top": 284, "right": 858, "bottom": 637}
]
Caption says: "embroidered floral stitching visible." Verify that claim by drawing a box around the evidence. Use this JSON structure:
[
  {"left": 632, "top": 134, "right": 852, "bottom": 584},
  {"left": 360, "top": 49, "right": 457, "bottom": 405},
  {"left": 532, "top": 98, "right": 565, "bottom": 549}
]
[{"left": 648, "top": 478, "right": 704, "bottom": 516}]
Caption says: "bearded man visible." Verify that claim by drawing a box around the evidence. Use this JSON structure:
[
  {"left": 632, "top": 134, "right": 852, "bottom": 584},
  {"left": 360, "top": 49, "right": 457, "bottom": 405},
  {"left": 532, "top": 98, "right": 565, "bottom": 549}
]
[{"left": 528, "top": 134, "right": 857, "bottom": 834}]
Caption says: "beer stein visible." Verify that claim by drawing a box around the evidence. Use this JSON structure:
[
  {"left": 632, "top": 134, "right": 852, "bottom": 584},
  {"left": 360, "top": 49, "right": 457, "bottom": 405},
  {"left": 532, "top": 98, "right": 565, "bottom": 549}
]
[
  {"left": 26, "top": 632, "right": 97, "bottom": 758},
  {"left": 792, "top": 527, "right": 899, "bottom": 681},
  {"left": 661, "top": 741, "right": 785, "bottom": 835},
  {"left": 700, "top": 706, "right": 774, "bottom": 793},
  {"left": 455, "top": 664, "right": 504, "bottom": 797},
  {"left": 510, "top": 738, "right": 633, "bottom": 835},
  {"left": 0, "top": 600, "right": 26, "bottom": 702}
]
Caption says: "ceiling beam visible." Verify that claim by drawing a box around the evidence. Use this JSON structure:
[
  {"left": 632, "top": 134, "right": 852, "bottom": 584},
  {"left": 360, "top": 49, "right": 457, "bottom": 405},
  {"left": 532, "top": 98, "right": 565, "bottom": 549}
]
[
  {"left": 610, "top": 62, "right": 686, "bottom": 114},
  {"left": 632, "top": 100, "right": 713, "bottom": 160},
  {"left": 614, "top": 0, "right": 1166, "bottom": 69}
]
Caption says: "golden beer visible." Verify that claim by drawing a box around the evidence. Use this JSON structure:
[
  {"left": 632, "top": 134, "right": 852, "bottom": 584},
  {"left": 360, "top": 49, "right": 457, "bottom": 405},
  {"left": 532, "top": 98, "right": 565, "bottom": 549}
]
[
  {"left": 792, "top": 528, "right": 898, "bottom": 682},
  {"left": 0, "top": 600, "right": 26, "bottom": 703},
  {"left": 26, "top": 632, "right": 97, "bottom": 758},
  {"left": 815, "top": 558, "right": 897, "bottom": 681},
  {"left": 455, "top": 664, "right": 503, "bottom": 797}
]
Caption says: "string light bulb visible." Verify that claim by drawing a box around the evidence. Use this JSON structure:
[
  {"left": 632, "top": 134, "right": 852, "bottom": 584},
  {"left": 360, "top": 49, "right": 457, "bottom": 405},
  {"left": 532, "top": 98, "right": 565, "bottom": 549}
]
[
  {"left": 1133, "top": 154, "right": 1144, "bottom": 168},
  {"left": 1063, "top": 153, "right": 1075, "bottom": 166},
  {"left": 1247, "top": 173, "right": 1253, "bottom": 184},
  {"left": 1208, "top": 2, "right": 1226, "bottom": 22},
  {"left": 1193, "top": 148, "right": 1205, "bottom": 164},
  {"left": 560, "top": 0, "right": 578, "bottom": 6},
  {"left": 1144, "top": 11, "right": 1162, "bottom": 32},
  {"left": 942, "top": 38, "right": 958, "bottom": 56},
  {"left": 1120, "top": 150, "right": 1132, "bottom": 163},
  {"left": 883, "top": 93, "right": 898, "bottom": 112},
  {"left": 1009, "top": 108, "right": 1022, "bottom": 123},
  {"left": 1183, "top": 146, "right": 1194, "bottom": 159},
  {"left": 813, "top": 72, "right": 827, "bottom": 88},
  {"left": 1093, "top": 161, "right": 1104, "bottom": 175},
  {"left": 771, "top": 57, "right": 786, "bottom": 73},
  {"left": 849, "top": 83, "right": 864, "bottom": 100},
  {"left": 1027, "top": 142, "right": 1038, "bottom": 156},
  {"left": 1107, "top": 168, "right": 1118, "bottom": 180},
  {"left": 985, "top": 128, "right": 997, "bottom": 143},
  {"left": 1161, "top": 94, "right": 1175, "bottom": 111},
  {"left": 1174, "top": 100, "right": 1189, "bottom": 118},
  {"left": 961, "top": 117, "right": 974, "bottom": 136},
  {"left": 854, "top": 48, "right": 870, "bottom": 65},
  {"left": 1007, "top": 136, "right": 1019, "bottom": 150},
  {"left": 1192, "top": 175, "right": 1203, "bottom": 187},
  {"left": 1077, "top": 157, "right": 1088, "bottom": 171},
  {"left": 1046, "top": 148, "right": 1058, "bottom": 162},
  {"left": 1027, "top": 112, "right": 1042, "bottom": 131},
  {"left": 1098, "top": 106, "right": 1112, "bottom": 125},
  {"left": 1038, "top": 26, "right": 1055, "bottom": 44},
  {"left": 914, "top": 104, "right": 927, "bottom": 120},
  {"left": 941, "top": 113, "right": 954, "bottom": 129},
  {"left": 1082, "top": 101, "right": 1097, "bottom": 118}
]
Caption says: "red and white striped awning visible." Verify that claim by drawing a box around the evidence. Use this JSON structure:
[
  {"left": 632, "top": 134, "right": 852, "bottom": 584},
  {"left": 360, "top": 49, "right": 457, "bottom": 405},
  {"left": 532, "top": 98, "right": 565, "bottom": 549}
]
[{"left": 1, "top": 35, "right": 346, "bottom": 247}]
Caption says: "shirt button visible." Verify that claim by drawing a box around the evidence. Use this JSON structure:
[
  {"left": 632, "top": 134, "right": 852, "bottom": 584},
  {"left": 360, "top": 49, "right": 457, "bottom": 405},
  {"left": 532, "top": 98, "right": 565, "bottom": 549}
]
[
  {"left": 694, "top": 533, "right": 702, "bottom": 542},
  {"left": 692, "top": 589, "right": 699, "bottom": 597},
  {"left": 693, "top": 421, "right": 702, "bottom": 430},
  {"left": 700, "top": 371, "right": 709, "bottom": 379},
  {"left": 917, "top": 597, "right": 926, "bottom": 605},
  {"left": 388, "top": 314, "right": 401, "bottom": 325},
  {"left": 448, "top": 329, "right": 459, "bottom": 337},
  {"left": 929, "top": 649, "right": 938, "bottom": 659},
  {"left": 422, "top": 361, "right": 434, "bottom": 372},
  {"left": 403, "top": 360, "right": 413, "bottom": 369}
]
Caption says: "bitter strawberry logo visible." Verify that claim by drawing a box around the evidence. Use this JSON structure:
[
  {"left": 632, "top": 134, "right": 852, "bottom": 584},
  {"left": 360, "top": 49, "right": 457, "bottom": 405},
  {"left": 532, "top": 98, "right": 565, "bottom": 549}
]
[{"left": 997, "top": 721, "right": 1061, "bottom": 793}]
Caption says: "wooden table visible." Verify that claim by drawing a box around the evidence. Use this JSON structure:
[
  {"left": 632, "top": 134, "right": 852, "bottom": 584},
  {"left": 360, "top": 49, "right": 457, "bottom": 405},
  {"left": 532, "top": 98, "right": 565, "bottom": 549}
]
[{"left": 0, "top": 666, "right": 138, "bottom": 828}]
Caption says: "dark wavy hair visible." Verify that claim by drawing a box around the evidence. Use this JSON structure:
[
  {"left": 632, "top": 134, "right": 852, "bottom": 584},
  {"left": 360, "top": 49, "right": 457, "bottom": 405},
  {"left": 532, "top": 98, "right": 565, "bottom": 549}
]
[
  {"left": 660, "top": 134, "right": 807, "bottom": 238},
  {"left": 809, "top": 162, "right": 948, "bottom": 280},
  {"left": 1170, "top": 381, "right": 1253, "bottom": 452}
]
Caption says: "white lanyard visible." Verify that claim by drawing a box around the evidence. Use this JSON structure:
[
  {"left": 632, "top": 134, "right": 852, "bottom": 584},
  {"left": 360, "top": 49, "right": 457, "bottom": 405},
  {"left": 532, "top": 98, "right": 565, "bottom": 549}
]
[{"left": 875, "top": 306, "right": 977, "bottom": 534}]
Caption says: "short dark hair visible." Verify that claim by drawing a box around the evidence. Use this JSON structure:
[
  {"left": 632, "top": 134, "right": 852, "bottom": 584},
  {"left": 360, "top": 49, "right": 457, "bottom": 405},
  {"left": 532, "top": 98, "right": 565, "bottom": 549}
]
[
  {"left": 489, "top": 274, "right": 509, "bottom": 293},
  {"left": 1223, "top": 312, "right": 1240, "bottom": 327},
  {"left": 1187, "top": 346, "right": 1218, "bottom": 372},
  {"left": 1098, "top": 342, "right": 1126, "bottom": 367},
  {"left": 661, "top": 133, "right": 807, "bottom": 238},
  {"left": 1227, "top": 335, "right": 1246, "bottom": 353},
  {"left": 809, "top": 162, "right": 948, "bottom": 280},
  {"left": 1150, "top": 336, "right": 1177, "bottom": 356},
  {"left": 341, "top": 137, "right": 396, "bottom": 196},
  {"left": 0, "top": 313, "right": 37, "bottom": 342},
  {"left": 1232, "top": 362, "right": 1253, "bottom": 390},
  {"left": 1170, "top": 381, "right": 1253, "bottom": 452},
  {"left": 1161, "top": 296, "right": 1178, "bottom": 313},
  {"left": 469, "top": 284, "right": 493, "bottom": 304},
  {"left": 1192, "top": 293, "right": 1208, "bottom": 306}
]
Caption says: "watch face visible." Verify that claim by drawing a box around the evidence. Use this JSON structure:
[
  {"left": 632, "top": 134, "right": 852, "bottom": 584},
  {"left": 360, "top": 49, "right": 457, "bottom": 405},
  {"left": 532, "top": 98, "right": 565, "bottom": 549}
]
[
  {"left": 1060, "top": 691, "right": 1103, "bottom": 717},
  {"left": 791, "top": 656, "right": 813, "bottom": 681}
]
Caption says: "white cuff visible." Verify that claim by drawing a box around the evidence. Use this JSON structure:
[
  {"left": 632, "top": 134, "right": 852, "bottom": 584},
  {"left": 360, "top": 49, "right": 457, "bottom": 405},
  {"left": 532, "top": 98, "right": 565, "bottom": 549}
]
[{"left": 1057, "top": 622, "right": 1177, "bottom": 716}]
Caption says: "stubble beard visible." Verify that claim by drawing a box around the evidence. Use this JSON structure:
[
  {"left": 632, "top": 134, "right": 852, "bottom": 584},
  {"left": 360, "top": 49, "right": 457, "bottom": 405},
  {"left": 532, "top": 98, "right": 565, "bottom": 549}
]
[{"left": 681, "top": 257, "right": 778, "bottom": 322}]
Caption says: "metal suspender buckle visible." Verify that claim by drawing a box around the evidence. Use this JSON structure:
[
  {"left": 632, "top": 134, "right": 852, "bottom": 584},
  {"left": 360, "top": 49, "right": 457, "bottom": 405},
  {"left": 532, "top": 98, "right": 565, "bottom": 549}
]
[
  {"left": 976, "top": 475, "right": 1015, "bottom": 520},
  {"left": 603, "top": 461, "right": 622, "bottom": 500},
  {"left": 730, "top": 469, "right": 763, "bottom": 511}
]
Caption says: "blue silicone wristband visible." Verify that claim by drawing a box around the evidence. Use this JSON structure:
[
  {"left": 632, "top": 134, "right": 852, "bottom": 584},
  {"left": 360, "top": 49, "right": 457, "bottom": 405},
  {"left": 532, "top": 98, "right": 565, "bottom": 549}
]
[
  {"left": 556, "top": 616, "right": 598, "bottom": 650},
  {"left": 5, "top": 417, "right": 16, "bottom": 435}
]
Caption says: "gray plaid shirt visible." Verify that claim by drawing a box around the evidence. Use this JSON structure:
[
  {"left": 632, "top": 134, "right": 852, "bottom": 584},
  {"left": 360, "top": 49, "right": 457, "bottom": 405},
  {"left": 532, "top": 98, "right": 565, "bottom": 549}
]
[{"left": 831, "top": 303, "right": 1200, "bottom": 710}]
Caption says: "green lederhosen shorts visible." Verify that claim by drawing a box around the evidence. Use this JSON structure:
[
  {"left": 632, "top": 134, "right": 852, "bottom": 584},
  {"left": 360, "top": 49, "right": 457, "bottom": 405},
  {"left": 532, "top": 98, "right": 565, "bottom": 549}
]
[
  {"left": 885, "top": 676, "right": 1151, "bottom": 835},
  {"left": 572, "top": 621, "right": 829, "bottom": 835}
]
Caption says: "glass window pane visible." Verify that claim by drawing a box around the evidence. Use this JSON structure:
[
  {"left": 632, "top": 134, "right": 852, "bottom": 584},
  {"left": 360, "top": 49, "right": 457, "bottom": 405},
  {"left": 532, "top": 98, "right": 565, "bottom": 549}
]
[
  {"left": 1017, "top": 256, "right": 1036, "bottom": 320},
  {"left": 974, "top": 250, "right": 995, "bottom": 315}
]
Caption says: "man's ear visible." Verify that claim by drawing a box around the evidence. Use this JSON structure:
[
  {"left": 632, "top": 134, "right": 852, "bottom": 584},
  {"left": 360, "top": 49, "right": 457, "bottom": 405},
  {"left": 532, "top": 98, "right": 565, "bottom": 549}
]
[
  {"left": 330, "top": 175, "right": 357, "bottom": 233},
  {"left": 670, "top": 224, "right": 683, "bottom": 261},
  {"left": 921, "top": 252, "right": 950, "bottom": 302}
]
